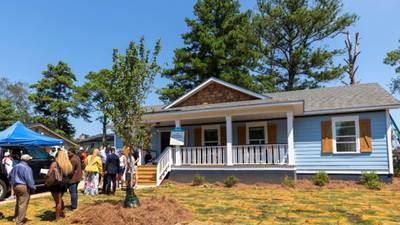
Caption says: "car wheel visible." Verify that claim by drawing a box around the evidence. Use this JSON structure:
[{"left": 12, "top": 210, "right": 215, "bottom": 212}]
[{"left": 0, "top": 179, "right": 8, "bottom": 200}]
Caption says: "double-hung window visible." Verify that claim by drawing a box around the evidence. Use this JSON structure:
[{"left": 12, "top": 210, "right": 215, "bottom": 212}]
[
  {"left": 246, "top": 122, "right": 267, "bottom": 145},
  {"left": 202, "top": 125, "right": 220, "bottom": 146},
  {"left": 332, "top": 116, "right": 360, "bottom": 153}
]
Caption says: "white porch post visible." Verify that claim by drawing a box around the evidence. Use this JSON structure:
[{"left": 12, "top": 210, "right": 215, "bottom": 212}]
[
  {"left": 286, "top": 111, "right": 295, "bottom": 165},
  {"left": 175, "top": 119, "right": 182, "bottom": 166},
  {"left": 226, "top": 116, "right": 233, "bottom": 166},
  {"left": 386, "top": 110, "right": 394, "bottom": 174}
]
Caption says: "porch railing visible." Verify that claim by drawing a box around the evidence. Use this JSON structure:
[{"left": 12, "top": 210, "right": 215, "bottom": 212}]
[
  {"left": 174, "top": 144, "right": 288, "bottom": 166},
  {"left": 232, "top": 144, "right": 288, "bottom": 165},
  {"left": 156, "top": 146, "right": 172, "bottom": 186}
]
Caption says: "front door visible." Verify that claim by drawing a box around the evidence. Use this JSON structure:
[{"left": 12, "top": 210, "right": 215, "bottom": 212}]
[{"left": 160, "top": 131, "right": 171, "bottom": 153}]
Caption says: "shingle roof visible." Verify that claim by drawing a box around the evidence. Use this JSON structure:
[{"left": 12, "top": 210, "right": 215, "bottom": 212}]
[{"left": 144, "top": 83, "right": 400, "bottom": 115}]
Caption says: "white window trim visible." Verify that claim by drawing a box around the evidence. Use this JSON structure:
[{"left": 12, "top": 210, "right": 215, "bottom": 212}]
[
  {"left": 332, "top": 116, "right": 360, "bottom": 154},
  {"left": 246, "top": 121, "right": 268, "bottom": 145},
  {"left": 201, "top": 124, "right": 221, "bottom": 146}
]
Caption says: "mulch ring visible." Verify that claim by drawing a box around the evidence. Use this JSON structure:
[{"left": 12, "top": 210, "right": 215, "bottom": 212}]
[{"left": 69, "top": 196, "right": 193, "bottom": 225}]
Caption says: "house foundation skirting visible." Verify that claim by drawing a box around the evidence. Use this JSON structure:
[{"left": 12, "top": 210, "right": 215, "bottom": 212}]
[{"left": 168, "top": 166, "right": 296, "bottom": 184}]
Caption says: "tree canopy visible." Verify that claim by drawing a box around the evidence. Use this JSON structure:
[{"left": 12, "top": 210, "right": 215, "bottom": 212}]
[
  {"left": 29, "top": 61, "right": 90, "bottom": 138},
  {"left": 0, "top": 78, "right": 31, "bottom": 123},
  {"left": 0, "top": 99, "right": 20, "bottom": 131},
  {"left": 384, "top": 40, "right": 400, "bottom": 95},
  {"left": 105, "top": 37, "right": 161, "bottom": 146},
  {"left": 159, "top": 0, "right": 259, "bottom": 103},
  {"left": 253, "top": 0, "right": 358, "bottom": 91}
]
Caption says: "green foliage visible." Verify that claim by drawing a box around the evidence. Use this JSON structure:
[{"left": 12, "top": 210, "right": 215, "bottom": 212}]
[
  {"left": 105, "top": 37, "right": 161, "bottom": 147},
  {"left": 192, "top": 174, "right": 205, "bottom": 186},
  {"left": 281, "top": 175, "right": 296, "bottom": 188},
  {"left": 384, "top": 40, "right": 400, "bottom": 95},
  {"left": 254, "top": 0, "right": 358, "bottom": 91},
  {"left": 160, "top": 0, "right": 260, "bottom": 103},
  {"left": 0, "top": 99, "right": 20, "bottom": 130},
  {"left": 360, "top": 172, "right": 382, "bottom": 190},
  {"left": 29, "top": 61, "right": 90, "bottom": 138},
  {"left": 82, "top": 69, "right": 113, "bottom": 146},
  {"left": 312, "top": 172, "right": 329, "bottom": 186},
  {"left": 0, "top": 78, "right": 31, "bottom": 123},
  {"left": 224, "top": 175, "right": 239, "bottom": 187},
  {"left": 394, "top": 160, "right": 400, "bottom": 177}
]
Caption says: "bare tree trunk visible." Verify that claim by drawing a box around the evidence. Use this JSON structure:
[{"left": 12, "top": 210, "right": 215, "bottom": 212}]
[
  {"left": 102, "top": 115, "right": 107, "bottom": 147},
  {"left": 344, "top": 32, "right": 360, "bottom": 85}
]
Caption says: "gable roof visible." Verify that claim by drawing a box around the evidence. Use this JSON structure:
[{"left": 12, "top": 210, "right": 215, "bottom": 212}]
[
  {"left": 29, "top": 123, "right": 79, "bottom": 147},
  {"left": 146, "top": 83, "right": 400, "bottom": 116},
  {"left": 164, "top": 77, "right": 268, "bottom": 109}
]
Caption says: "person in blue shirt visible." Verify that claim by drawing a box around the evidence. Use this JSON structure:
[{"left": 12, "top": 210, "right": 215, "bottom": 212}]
[
  {"left": 9, "top": 154, "right": 35, "bottom": 225},
  {"left": 105, "top": 147, "right": 120, "bottom": 194}
]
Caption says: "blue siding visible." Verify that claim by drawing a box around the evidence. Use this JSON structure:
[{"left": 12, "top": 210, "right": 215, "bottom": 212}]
[{"left": 294, "top": 111, "right": 389, "bottom": 173}]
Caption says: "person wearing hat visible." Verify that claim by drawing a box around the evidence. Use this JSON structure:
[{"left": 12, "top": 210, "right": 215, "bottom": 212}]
[
  {"left": 9, "top": 154, "right": 35, "bottom": 225},
  {"left": 2, "top": 152, "right": 15, "bottom": 200}
]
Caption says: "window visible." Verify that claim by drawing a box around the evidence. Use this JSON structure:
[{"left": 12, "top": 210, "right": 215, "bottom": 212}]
[
  {"left": 248, "top": 127, "right": 265, "bottom": 144},
  {"left": 246, "top": 122, "right": 267, "bottom": 145},
  {"left": 332, "top": 116, "right": 360, "bottom": 153},
  {"left": 202, "top": 125, "right": 220, "bottom": 146}
]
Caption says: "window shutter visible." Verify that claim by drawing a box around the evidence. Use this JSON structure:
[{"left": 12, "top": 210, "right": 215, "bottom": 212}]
[
  {"left": 238, "top": 126, "right": 246, "bottom": 145},
  {"left": 220, "top": 127, "right": 226, "bottom": 146},
  {"left": 267, "top": 123, "right": 277, "bottom": 144},
  {"left": 360, "top": 119, "right": 372, "bottom": 153},
  {"left": 194, "top": 128, "right": 202, "bottom": 146},
  {"left": 321, "top": 121, "right": 333, "bottom": 153}
]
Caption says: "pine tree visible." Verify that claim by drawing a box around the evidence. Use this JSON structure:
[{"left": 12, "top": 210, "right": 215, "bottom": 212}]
[
  {"left": 0, "top": 99, "right": 20, "bottom": 131},
  {"left": 384, "top": 40, "right": 400, "bottom": 94},
  {"left": 160, "top": 0, "right": 259, "bottom": 103},
  {"left": 254, "top": 0, "right": 358, "bottom": 91}
]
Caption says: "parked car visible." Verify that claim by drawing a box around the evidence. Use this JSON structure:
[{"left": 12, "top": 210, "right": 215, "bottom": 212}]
[{"left": 0, "top": 146, "right": 54, "bottom": 200}]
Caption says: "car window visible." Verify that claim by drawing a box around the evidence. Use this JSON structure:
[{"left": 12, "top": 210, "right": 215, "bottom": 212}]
[{"left": 24, "top": 146, "right": 51, "bottom": 159}]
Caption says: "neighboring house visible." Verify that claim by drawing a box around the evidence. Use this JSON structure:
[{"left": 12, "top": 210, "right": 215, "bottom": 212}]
[
  {"left": 79, "top": 133, "right": 114, "bottom": 150},
  {"left": 138, "top": 77, "right": 400, "bottom": 185},
  {"left": 29, "top": 123, "right": 79, "bottom": 149}
]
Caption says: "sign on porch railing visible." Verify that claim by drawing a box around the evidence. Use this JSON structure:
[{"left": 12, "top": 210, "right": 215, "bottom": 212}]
[{"left": 170, "top": 127, "right": 185, "bottom": 146}]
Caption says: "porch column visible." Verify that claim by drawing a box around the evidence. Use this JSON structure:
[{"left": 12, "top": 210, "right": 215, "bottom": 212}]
[
  {"left": 175, "top": 119, "right": 182, "bottom": 166},
  {"left": 226, "top": 116, "right": 233, "bottom": 166},
  {"left": 286, "top": 111, "right": 295, "bottom": 165}
]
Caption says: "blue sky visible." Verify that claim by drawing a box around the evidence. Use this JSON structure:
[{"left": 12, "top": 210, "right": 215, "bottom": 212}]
[{"left": 1, "top": 0, "right": 400, "bottom": 137}]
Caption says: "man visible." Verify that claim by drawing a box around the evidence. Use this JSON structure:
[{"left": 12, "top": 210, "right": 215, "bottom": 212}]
[
  {"left": 105, "top": 147, "right": 120, "bottom": 194},
  {"left": 100, "top": 146, "right": 110, "bottom": 193},
  {"left": 9, "top": 154, "right": 35, "bottom": 225},
  {"left": 2, "top": 152, "right": 15, "bottom": 200},
  {"left": 67, "top": 148, "right": 83, "bottom": 210}
]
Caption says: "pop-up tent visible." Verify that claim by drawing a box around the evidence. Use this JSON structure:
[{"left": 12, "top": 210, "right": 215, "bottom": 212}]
[{"left": 0, "top": 121, "right": 64, "bottom": 146}]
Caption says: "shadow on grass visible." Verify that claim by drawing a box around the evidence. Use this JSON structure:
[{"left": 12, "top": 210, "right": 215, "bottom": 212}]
[
  {"left": 92, "top": 199, "right": 122, "bottom": 205},
  {"left": 38, "top": 210, "right": 56, "bottom": 221}
]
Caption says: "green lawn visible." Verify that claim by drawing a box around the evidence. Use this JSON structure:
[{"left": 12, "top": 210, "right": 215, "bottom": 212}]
[{"left": 1, "top": 180, "right": 400, "bottom": 225}]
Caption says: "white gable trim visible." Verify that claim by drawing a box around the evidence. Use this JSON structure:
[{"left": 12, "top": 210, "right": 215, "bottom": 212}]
[{"left": 164, "top": 77, "right": 268, "bottom": 109}]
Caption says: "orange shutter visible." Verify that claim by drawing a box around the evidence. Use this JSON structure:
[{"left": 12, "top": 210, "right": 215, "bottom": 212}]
[
  {"left": 321, "top": 121, "right": 333, "bottom": 153},
  {"left": 360, "top": 119, "right": 372, "bottom": 153},
  {"left": 220, "top": 127, "right": 226, "bottom": 146},
  {"left": 238, "top": 126, "right": 246, "bottom": 145},
  {"left": 267, "top": 123, "right": 277, "bottom": 144},
  {"left": 194, "top": 128, "right": 202, "bottom": 147}
]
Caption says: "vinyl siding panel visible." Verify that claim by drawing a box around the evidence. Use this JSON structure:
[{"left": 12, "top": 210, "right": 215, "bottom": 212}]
[{"left": 294, "top": 111, "right": 389, "bottom": 173}]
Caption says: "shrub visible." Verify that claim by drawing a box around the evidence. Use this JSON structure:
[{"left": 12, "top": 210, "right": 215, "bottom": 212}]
[
  {"left": 281, "top": 175, "right": 296, "bottom": 188},
  {"left": 361, "top": 172, "right": 382, "bottom": 190},
  {"left": 394, "top": 160, "right": 400, "bottom": 177},
  {"left": 311, "top": 171, "right": 329, "bottom": 186},
  {"left": 224, "top": 176, "right": 239, "bottom": 187},
  {"left": 192, "top": 174, "right": 205, "bottom": 186}
]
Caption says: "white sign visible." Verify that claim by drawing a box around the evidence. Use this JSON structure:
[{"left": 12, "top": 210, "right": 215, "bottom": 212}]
[{"left": 170, "top": 128, "right": 185, "bottom": 146}]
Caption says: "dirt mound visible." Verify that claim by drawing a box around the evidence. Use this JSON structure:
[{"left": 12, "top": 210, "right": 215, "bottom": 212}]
[{"left": 69, "top": 196, "right": 192, "bottom": 225}]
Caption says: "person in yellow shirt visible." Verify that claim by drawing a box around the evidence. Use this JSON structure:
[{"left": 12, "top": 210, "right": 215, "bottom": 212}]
[{"left": 83, "top": 148, "right": 103, "bottom": 196}]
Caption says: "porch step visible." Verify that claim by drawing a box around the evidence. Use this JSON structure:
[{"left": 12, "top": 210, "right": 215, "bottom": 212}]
[{"left": 137, "top": 165, "right": 157, "bottom": 185}]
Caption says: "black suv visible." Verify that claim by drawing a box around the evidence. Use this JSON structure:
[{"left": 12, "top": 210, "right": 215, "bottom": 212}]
[{"left": 0, "top": 146, "right": 54, "bottom": 200}]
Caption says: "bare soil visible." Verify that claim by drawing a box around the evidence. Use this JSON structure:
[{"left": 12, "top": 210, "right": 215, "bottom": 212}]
[{"left": 69, "top": 196, "right": 192, "bottom": 225}]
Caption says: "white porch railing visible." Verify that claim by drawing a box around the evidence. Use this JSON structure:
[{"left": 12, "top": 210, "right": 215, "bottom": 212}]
[
  {"left": 156, "top": 147, "right": 173, "bottom": 186},
  {"left": 179, "top": 146, "right": 227, "bottom": 165},
  {"left": 232, "top": 144, "right": 288, "bottom": 165}
]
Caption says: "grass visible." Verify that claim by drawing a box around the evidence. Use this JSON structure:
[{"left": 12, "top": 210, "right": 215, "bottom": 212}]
[{"left": 0, "top": 180, "right": 400, "bottom": 225}]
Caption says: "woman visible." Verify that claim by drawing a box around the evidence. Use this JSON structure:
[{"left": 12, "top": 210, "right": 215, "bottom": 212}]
[
  {"left": 117, "top": 149, "right": 127, "bottom": 189},
  {"left": 47, "top": 150, "right": 73, "bottom": 220},
  {"left": 83, "top": 148, "right": 103, "bottom": 196}
]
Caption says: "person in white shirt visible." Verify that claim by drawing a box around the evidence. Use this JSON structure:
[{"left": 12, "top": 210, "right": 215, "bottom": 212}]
[
  {"left": 118, "top": 151, "right": 127, "bottom": 189},
  {"left": 2, "top": 152, "right": 14, "bottom": 199}
]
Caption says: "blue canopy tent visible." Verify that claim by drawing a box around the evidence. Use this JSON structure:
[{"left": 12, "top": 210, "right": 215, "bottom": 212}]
[{"left": 0, "top": 121, "right": 64, "bottom": 146}]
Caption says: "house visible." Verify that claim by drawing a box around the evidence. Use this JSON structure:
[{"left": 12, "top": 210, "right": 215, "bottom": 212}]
[
  {"left": 135, "top": 77, "right": 400, "bottom": 185},
  {"left": 29, "top": 123, "right": 79, "bottom": 149},
  {"left": 79, "top": 133, "right": 115, "bottom": 150}
]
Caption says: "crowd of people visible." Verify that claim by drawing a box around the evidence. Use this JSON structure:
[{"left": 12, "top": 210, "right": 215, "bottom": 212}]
[{"left": 3, "top": 145, "right": 141, "bottom": 225}]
